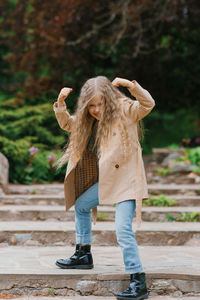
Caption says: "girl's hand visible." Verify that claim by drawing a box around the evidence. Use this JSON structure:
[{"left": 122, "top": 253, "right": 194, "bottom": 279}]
[
  {"left": 112, "top": 77, "right": 135, "bottom": 89},
  {"left": 57, "top": 87, "right": 73, "bottom": 103}
]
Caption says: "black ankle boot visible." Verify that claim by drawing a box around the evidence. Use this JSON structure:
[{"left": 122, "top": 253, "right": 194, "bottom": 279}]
[
  {"left": 116, "top": 272, "right": 148, "bottom": 300},
  {"left": 55, "top": 244, "right": 93, "bottom": 269}
]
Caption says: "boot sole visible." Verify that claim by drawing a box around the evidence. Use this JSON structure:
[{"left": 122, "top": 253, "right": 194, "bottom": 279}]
[
  {"left": 55, "top": 262, "right": 94, "bottom": 269},
  {"left": 116, "top": 293, "right": 148, "bottom": 300}
]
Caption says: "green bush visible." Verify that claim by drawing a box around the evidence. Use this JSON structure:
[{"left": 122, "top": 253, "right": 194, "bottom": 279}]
[
  {"left": 167, "top": 212, "right": 200, "bottom": 222},
  {"left": 16, "top": 150, "right": 66, "bottom": 184},
  {"left": 167, "top": 143, "right": 181, "bottom": 150},
  {"left": 187, "top": 147, "right": 200, "bottom": 166},
  {"left": 0, "top": 136, "right": 30, "bottom": 183},
  {"left": 194, "top": 167, "right": 200, "bottom": 174},
  {"left": 142, "top": 110, "right": 199, "bottom": 154},
  {"left": 143, "top": 194, "right": 177, "bottom": 207},
  {"left": 0, "top": 102, "right": 67, "bottom": 147},
  {"left": 175, "top": 147, "right": 200, "bottom": 167},
  {"left": 177, "top": 212, "right": 200, "bottom": 222},
  {"left": 47, "top": 288, "right": 55, "bottom": 296},
  {"left": 0, "top": 135, "right": 66, "bottom": 183},
  {"left": 157, "top": 167, "right": 172, "bottom": 176},
  {"left": 0, "top": 94, "right": 69, "bottom": 183},
  {"left": 96, "top": 212, "right": 109, "bottom": 221}
]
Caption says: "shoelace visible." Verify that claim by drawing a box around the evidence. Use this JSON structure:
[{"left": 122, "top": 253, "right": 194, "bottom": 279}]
[
  {"left": 123, "top": 286, "right": 137, "bottom": 296},
  {"left": 70, "top": 251, "right": 79, "bottom": 260},
  {"left": 70, "top": 249, "right": 88, "bottom": 260},
  {"left": 124, "top": 280, "right": 140, "bottom": 295}
]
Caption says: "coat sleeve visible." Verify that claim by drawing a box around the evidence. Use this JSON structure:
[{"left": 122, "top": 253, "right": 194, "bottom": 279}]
[
  {"left": 123, "top": 80, "right": 155, "bottom": 122},
  {"left": 53, "top": 101, "right": 75, "bottom": 132}
]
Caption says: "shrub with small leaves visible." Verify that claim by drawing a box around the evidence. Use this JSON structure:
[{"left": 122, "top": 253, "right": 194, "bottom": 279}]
[
  {"left": 0, "top": 138, "right": 66, "bottom": 183},
  {"left": 96, "top": 212, "right": 109, "bottom": 221},
  {"left": 157, "top": 167, "right": 172, "bottom": 176},
  {"left": 47, "top": 288, "right": 55, "bottom": 296},
  {"left": 176, "top": 212, "right": 200, "bottom": 222},
  {"left": 143, "top": 194, "right": 177, "bottom": 207}
]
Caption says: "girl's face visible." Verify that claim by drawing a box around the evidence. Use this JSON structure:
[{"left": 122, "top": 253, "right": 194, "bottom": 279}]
[{"left": 88, "top": 94, "right": 103, "bottom": 120}]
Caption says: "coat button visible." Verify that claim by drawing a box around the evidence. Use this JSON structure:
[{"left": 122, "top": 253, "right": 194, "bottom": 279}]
[{"left": 115, "top": 164, "right": 119, "bottom": 168}]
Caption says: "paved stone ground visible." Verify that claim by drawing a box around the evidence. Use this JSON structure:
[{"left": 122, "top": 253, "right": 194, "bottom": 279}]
[
  {"left": 0, "top": 246, "right": 199, "bottom": 296},
  {"left": 0, "top": 246, "right": 199, "bottom": 277},
  {"left": 1, "top": 220, "right": 200, "bottom": 232}
]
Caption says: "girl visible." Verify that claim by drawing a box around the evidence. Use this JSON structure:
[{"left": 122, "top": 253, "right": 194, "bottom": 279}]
[{"left": 53, "top": 76, "right": 155, "bottom": 300}]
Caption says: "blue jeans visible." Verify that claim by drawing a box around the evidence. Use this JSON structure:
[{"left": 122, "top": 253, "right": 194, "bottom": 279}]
[{"left": 75, "top": 182, "right": 143, "bottom": 274}]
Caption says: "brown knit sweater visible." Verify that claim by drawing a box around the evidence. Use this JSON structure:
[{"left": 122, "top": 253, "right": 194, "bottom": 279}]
[{"left": 74, "top": 120, "right": 99, "bottom": 222}]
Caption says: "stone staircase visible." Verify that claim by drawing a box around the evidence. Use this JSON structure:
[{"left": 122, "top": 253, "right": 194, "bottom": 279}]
[{"left": 0, "top": 183, "right": 200, "bottom": 299}]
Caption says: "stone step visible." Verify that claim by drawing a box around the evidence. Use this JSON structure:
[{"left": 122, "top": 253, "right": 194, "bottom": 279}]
[
  {"left": 0, "top": 297, "right": 117, "bottom": 300},
  {"left": 8, "top": 183, "right": 65, "bottom": 195},
  {"left": 0, "top": 194, "right": 65, "bottom": 206},
  {"left": 149, "top": 184, "right": 200, "bottom": 196},
  {"left": 0, "top": 246, "right": 199, "bottom": 297},
  {"left": 1, "top": 297, "right": 198, "bottom": 300},
  {"left": 0, "top": 221, "right": 199, "bottom": 246},
  {"left": 164, "top": 195, "right": 200, "bottom": 206},
  {"left": 1, "top": 194, "right": 200, "bottom": 206},
  {"left": 0, "top": 297, "right": 115, "bottom": 300},
  {"left": 143, "top": 206, "right": 200, "bottom": 222},
  {"left": 8, "top": 183, "right": 200, "bottom": 196},
  {"left": 0, "top": 205, "right": 199, "bottom": 222}
]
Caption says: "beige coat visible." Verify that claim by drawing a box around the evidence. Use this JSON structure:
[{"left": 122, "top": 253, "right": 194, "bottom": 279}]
[{"left": 53, "top": 81, "right": 155, "bottom": 226}]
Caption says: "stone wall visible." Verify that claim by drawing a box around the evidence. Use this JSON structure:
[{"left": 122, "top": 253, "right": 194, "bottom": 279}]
[{"left": 0, "top": 152, "right": 9, "bottom": 193}]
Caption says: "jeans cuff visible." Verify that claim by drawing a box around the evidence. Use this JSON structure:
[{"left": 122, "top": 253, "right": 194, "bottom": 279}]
[
  {"left": 125, "top": 265, "right": 143, "bottom": 274},
  {"left": 76, "top": 233, "right": 91, "bottom": 245}
]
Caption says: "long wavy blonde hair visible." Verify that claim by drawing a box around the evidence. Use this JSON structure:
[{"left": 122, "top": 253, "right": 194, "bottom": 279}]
[{"left": 58, "top": 76, "right": 143, "bottom": 167}]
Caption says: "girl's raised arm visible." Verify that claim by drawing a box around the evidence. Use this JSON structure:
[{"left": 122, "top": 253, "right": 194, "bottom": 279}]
[
  {"left": 112, "top": 77, "right": 155, "bottom": 121},
  {"left": 53, "top": 87, "right": 75, "bottom": 132}
]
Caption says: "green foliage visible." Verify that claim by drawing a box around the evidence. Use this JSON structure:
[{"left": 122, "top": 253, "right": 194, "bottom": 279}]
[
  {"left": 96, "top": 212, "right": 109, "bottom": 221},
  {"left": 47, "top": 288, "right": 55, "bottom": 296},
  {"left": 0, "top": 134, "right": 66, "bottom": 183},
  {"left": 166, "top": 213, "right": 176, "bottom": 222},
  {"left": 143, "top": 194, "right": 177, "bottom": 207},
  {"left": 142, "top": 110, "right": 199, "bottom": 154},
  {"left": 14, "top": 150, "right": 66, "bottom": 184},
  {"left": 168, "top": 144, "right": 181, "bottom": 150},
  {"left": 157, "top": 167, "right": 172, "bottom": 176},
  {"left": 0, "top": 136, "right": 30, "bottom": 164},
  {"left": 174, "top": 147, "right": 200, "bottom": 168},
  {"left": 187, "top": 147, "right": 200, "bottom": 166},
  {"left": 0, "top": 136, "right": 29, "bottom": 183},
  {"left": 0, "top": 101, "right": 66, "bottom": 146},
  {"left": 0, "top": 94, "right": 68, "bottom": 183},
  {"left": 166, "top": 212, "right": 200, "bottom": 222},
  {"left": 194, "top": 167, "right": 200, "bottom": 174}
]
